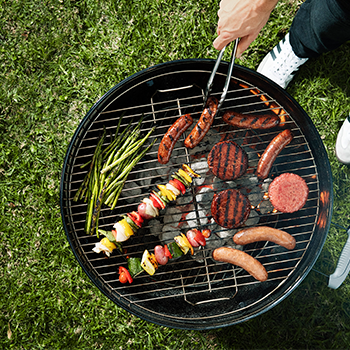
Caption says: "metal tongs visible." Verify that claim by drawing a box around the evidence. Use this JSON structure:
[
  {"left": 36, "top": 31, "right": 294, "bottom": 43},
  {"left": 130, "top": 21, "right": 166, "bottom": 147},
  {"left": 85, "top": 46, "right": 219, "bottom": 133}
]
[{"left": 202, "top": 38, "right": 240, "bottom": 111}]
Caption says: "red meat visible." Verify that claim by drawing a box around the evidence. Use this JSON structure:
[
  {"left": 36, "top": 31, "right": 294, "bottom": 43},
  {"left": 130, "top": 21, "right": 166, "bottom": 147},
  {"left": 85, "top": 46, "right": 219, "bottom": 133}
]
[
  {"left": 268, "top": 173, "right": 309, "bottom": 213},
  {"left": 211, "top": 189, "right": 251, "bottom": 229}
]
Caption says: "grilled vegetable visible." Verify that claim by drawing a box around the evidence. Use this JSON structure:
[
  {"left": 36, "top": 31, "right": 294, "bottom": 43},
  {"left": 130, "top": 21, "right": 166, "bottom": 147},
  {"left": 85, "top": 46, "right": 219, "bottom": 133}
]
[
  {"left": 174, "top": 233, "right": 194, "bottom": 255},
  {"left": 92, "top": 237, "right": 117, "bottom": 257},
  {"left": 141, "top": 250, "right": 158, "bottom": 276},
  {"left": 92, "top": 164, "right": 201, "bottom": 254},
  {"left": 73, "top": 117, "right": 157, "bottom": 236},
  {"left": 167, "top": 241, "right": 184, "bottom": 259},
  {"left": 118, "top": 266, "right": 133, "bottom": 284},
  {"left": 117, "top": 228, "right": 209, "bottom": 284},
  {"left": 127, "top": 257, "right": 143, "bottom": 278}
]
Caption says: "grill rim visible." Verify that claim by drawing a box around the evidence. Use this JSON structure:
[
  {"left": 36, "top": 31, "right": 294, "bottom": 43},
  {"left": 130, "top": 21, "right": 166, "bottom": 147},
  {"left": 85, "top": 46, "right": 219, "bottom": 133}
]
[{"left": 60, "top": 59, "right": 333, "bottom": 330}]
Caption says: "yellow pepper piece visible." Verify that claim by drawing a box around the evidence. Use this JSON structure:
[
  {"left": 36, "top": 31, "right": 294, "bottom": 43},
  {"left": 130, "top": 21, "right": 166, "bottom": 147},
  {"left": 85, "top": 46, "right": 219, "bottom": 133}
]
[
  {"left": 141, "top": 250, "right": 158, "bottom": 275},
  {"left": 174, "top": 233, "right": 194, "bottom": 255},
  {"left": 178, "top": 169, "right": 192, "bottom": 184},
  {"left": 100, "top": 237, "right": 117, "bottom": 252},
  {"left": 181, "top": 233, "right": 194, "bottom": 255},
  {"left": 182, "top": 164, "right": 201, "bottom": 178},
  {"left": 119, "top": 219, "right": 134, "bottom": 237},
  {"left": 157, "top": 184, "right": 176, "bottom": 201}
]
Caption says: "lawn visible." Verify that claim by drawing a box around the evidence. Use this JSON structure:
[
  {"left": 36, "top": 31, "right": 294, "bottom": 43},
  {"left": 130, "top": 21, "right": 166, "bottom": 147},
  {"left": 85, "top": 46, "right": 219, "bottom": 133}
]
[{"left": 1, "top": 0, "right": 350, "bottom": 349}]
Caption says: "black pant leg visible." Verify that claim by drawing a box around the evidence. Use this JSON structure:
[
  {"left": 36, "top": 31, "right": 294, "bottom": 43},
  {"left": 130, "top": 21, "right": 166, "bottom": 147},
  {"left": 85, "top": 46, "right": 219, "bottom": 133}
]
[{"left": 289, "top": 0, "right": 350, "bottom": 58}]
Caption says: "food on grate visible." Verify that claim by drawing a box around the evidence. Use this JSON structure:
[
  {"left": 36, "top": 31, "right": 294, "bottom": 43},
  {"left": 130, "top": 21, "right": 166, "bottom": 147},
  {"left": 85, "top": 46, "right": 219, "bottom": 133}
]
[
  {"left": 233, "top": 226, "right": 296, "bottom": 250},
  {"left": 154, "top": 245, "right": 169, "bottom": 266},
  {"left": 158, "top": 114, "right": 193, "bottom": 164},
  {"left": 268, "top": 172, "right": 309, "bottom": 213},
  {"left": 256, "top": 129, "right": 294, "bottom": 180},
  {"left": 212, "top": 247, "right": 268, "bottom": 282},
  {"left": 117, "top": 228, "right": 211, "bottom": 283},
  {"left": 92, "top": 164, "right": 201, "bottom": 257},
  {"left": 207, "top": 140, "right": 248, "bottom": 181},
  {"left": 73, "top": 116, "right": 156, "bottom": 236},
  {"left": 211, "top": 189, "right": 251, "bottom": 229},
  {"left": 222, "top": 110, "right": 280, "bottom": 130},
  {"left": 118, "top": 266, "right": 133, "bottom": 284},
  {"left": 184, "top": 96, "right": 218, "bottom": 149}
]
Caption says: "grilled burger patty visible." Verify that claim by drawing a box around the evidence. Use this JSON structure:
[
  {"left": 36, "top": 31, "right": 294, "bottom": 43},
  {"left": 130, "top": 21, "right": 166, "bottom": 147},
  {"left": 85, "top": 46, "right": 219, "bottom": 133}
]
[
  {"left": 211, "top": 189, "right": 251, "bottom": 228},
  {"left": 268, "top": 173, "right": 309, "bottom": 213},
  {"left": 207, "top": 140, "right": 248, "bottom": 181}
]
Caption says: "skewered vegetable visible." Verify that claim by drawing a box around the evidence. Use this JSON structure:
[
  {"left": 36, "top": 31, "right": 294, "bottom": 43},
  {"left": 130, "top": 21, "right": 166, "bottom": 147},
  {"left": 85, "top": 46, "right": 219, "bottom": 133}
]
[
  {"left": 92, "top": 164, "right": 201, "bottom": 255},
  {"left": 115, "top": 228, "right": 211, "bottom": 283}
]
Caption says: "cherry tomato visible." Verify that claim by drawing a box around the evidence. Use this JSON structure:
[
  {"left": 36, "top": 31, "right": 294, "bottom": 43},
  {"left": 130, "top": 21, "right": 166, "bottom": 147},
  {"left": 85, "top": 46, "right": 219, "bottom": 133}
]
[
  {"left": 119, "top": 272, "right": 128, "bottom": 284},
  {"left": 202, "top": 229, "right": 211, "bottom": 238},
  {"left": 118, "top": 266, "right": 133, "bottom": 284}
]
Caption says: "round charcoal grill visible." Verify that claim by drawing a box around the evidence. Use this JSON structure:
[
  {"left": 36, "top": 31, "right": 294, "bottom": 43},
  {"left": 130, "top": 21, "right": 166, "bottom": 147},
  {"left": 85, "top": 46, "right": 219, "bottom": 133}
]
[{"left": 60, "top": 59, "right": 332, "bottom": 330}]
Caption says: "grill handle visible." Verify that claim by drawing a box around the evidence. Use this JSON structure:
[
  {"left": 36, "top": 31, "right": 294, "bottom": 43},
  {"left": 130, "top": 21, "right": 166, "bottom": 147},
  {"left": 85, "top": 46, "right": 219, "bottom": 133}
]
[{"left": 328, "top": 226, "right": 350, "bottom": 289}]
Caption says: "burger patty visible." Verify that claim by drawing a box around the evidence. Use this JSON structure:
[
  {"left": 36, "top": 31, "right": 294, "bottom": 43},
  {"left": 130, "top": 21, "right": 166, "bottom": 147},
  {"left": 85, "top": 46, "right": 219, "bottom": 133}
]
[
  {"left": 211, "top": 189, "right": 251, "bottom": 228},
  {"left": 268, "top": 173, "right": 309, "bottom": 213},
  {"left": 207, "top": 140, "right": 248, "bottom": 181}
]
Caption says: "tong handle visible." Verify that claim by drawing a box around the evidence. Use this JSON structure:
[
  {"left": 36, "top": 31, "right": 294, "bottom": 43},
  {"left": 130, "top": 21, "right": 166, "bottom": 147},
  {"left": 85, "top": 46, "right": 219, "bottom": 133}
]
[
  {"left": 203, "top": 38, "right": 240, "bottom": 110},
  {"left": 328, "top": 226, "right": 350, "bottom": 289}
]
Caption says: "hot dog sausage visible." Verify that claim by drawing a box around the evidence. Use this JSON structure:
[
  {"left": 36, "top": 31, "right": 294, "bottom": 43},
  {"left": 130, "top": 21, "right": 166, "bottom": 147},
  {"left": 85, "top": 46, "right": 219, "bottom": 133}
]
[
  {"left": 233, "top": 226, "right": 296, "bottom": 250},
  {"left": 256, "top": 129, "right": 293, "bottom": 180},
  {"left": 184, "top": 97, "right": 218, "bottom": 149},
  {"left": 222, "top": 110, "right": 280, "bottom": 130},
  {"left": 158, "top": 114, "right": 193, "bottom": 164},
  {"left": 212, "top": 247, "right": 268, "bottom": 282}
]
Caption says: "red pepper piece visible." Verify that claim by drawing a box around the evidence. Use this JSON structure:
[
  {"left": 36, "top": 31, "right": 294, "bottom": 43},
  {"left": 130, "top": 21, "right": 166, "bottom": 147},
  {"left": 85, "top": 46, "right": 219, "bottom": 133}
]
[
  {"left": 149, "top": 193, "right": 163, "bottom": 210},
  {"left": 127, "top": 211, "right": 143, "bottom": 228},
  {"left": 164, "top": 244, "right": 172, "bottom": 259},
  {"left": 118, "top": 266, "right": 133, "bottom": 284},
  {"left": 169, "top": 179, "right": 186, "bottom": 195},
  {"left": 194, "top": 230, "right": 206, "bottom": 246}
]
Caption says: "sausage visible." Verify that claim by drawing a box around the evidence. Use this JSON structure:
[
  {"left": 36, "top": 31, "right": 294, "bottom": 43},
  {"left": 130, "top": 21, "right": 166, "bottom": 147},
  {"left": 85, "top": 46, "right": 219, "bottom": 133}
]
[
  {"left": 233, "top": 226, "right": 296, "bottom": 250},
  {"left": 184, "top": 97, "right": 218, "bottom": 149},
  {"left": 158, "top": 114, "right": 193, "bottom": 164},
  {"left": 256, "top": 129, "right": 293, "bottom": 180},
  {"left": 222, "top": 110, "right": 280, "bottom": 130},
  {"left": 212, "top": 247, "right": 268, "bottom": 282}
]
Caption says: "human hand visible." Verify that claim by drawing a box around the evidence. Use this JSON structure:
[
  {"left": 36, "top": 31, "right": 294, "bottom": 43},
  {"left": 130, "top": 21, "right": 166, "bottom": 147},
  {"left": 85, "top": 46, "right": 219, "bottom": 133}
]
[{"left": 213, "top": 0, "right": 279, "bottom": 57}]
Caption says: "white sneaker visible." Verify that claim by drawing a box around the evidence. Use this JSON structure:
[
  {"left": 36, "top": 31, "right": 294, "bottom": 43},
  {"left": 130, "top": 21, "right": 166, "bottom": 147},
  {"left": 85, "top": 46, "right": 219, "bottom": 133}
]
[
  {"left": 257, "top": 33, "right": 309, "bottom": 89},
  {"left": 335, "top": 115, "right": 350, "bottom": 165}
]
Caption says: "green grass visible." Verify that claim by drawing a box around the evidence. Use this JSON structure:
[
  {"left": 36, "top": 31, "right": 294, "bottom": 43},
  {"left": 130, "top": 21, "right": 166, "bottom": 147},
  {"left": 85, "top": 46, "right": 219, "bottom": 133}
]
[{"left": 1, "top": 0, "right": 350, "bottom": 348}]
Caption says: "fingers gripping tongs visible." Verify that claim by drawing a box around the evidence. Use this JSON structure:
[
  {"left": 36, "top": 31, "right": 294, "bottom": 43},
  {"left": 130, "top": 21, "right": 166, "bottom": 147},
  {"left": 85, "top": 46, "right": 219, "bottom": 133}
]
[{"left": 202, "top": 38, "right": 240, "bottom": 111}]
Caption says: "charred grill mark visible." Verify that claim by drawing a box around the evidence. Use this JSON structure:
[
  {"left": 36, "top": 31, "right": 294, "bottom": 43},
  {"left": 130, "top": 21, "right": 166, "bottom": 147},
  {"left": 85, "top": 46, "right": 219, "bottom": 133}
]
[
  {"left": 249, "top": 117, "right": 259, "bottom": 126},
  {"left": 223, "top": 190, "right": 230, "bottom": 228}
]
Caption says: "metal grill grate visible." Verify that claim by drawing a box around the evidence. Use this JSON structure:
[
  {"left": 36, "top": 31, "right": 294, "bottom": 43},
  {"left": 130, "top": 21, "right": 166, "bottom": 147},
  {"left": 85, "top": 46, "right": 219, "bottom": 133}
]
[{"left": 61, "top": 62, "right": 331, "bottom": 329}]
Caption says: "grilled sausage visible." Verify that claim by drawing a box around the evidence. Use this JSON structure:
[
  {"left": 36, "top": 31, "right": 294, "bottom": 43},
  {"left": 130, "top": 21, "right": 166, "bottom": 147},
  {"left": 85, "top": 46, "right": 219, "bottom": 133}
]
[
  {"left": 207, "top": 140, "right": 248, "bottom": 181},
  {"left": 158, "top": 114, "right": 193, "bottom": 164},
  {"left": 211, "top": 189, "right": 251, "bottom": 229},
  {"left": 256, "top": 129, "right": 293, "bottom": 180},
  {"left": 222, "top": 110, "right": 280, "bottom": 130},
  {"left": 212, "top": 247, "right": 268, "bottom": 282},
  {"left": 184, "top": 97, "right": 218, "bottom": 149},
  {"left": 233, "top": 226, "right": 296, "bottom": 250}
]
